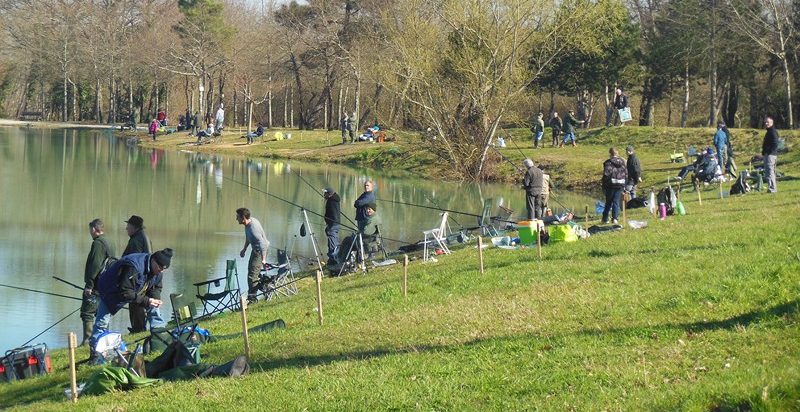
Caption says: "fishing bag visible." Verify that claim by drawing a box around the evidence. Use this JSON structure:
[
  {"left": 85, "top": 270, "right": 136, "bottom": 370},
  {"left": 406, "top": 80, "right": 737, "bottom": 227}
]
[
  {"left": 548, "top": 225, "right": 578, "bottom": 243},
  {"left": 656, "top": 186, "right": 677, "bottom": 215},
  {"left": 1, "top": 344, "right": 52, "bottom": 383}
]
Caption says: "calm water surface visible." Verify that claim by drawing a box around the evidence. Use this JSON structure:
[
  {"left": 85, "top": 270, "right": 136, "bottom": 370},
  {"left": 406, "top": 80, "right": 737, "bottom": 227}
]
[{"left": 0, "top": 127, "right": 594, "bottom": 352}]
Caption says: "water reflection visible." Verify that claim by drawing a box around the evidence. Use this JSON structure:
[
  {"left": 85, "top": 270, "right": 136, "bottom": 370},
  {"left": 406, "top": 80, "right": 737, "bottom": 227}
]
[{"left": 0, "top": 127, "right": 594, "bottom": 352}]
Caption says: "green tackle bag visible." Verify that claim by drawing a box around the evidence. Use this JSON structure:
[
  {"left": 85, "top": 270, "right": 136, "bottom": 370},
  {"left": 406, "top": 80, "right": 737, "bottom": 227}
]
[{"left": 548, "top": 225, "right": 578, "bottom": 243}]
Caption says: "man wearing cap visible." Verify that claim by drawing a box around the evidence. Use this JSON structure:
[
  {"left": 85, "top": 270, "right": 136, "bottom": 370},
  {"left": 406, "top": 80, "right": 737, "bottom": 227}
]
[
  {"left": 625, "top": 145, "right": 642, "bottom": 198},
  {"left": 354, "top": 180, "right": 376, "bottom": 233},
  {"left": 713, "top": 122, "right": 728, "bottom": 173},
  {"left": 90, "top": 248, "right": 173, "bottom": 352},
  {"left": 522, "top": 159, "right": 544, "bottom": 219},
  {"left": 236, "top": 208, "right": 270, "bottom": 304},
  {"left": 122, "top": 215, "right": 153, "bottom": 333},
  {"left": 323, "top": 187, "right": 341, "bottom": 266},
  {"left": 80, "top": 218, "right": 116, "bottom": 346}
]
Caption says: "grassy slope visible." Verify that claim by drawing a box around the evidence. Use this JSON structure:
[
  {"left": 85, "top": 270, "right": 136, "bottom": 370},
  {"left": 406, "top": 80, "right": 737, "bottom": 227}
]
[{"left": 3, "top": 129, "right": 799, "bottom": 410}]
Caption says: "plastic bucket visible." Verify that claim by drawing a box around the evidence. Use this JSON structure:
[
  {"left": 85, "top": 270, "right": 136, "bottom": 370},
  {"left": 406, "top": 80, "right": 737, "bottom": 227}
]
[{"left": 517, "top": 220, "right": 539, "bottom": 245}]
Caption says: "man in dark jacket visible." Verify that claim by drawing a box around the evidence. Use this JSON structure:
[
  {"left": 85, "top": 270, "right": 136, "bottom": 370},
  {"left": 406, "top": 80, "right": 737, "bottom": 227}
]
[
  {"left": 549, "top": 112, "right": 562, "bottom": 147},
  {"left": 522, "top": 158, "right": 544, "bottom": 219},
  {"left": 80, "top": 219, "right": 116, "bottom": 346},
  {"left": 90, "top": 249, "right": 173, "bottom": 351},
  {"left": 354, "top": 180, "right": 376, "bottom": 233},
  {"left": 602, "top": 147, "right": 627, "bottom": 224},
  {"left": 123, "top": 215, "right": 152, "bottom": 333},
  {"left": 560, "top": 110, "right": 584, "bottom": 147},
  {"left": 762, "top": 116, "right": 779, "bottom": 193},
  {"left": 323, "top": 187, "right": 341, "bottom": 266},
  {"left": 612, "top": 88, "right": 629, "bottom": 126},
  {"left": 625, "top": 145, "right": 642, "bottom": 198}
]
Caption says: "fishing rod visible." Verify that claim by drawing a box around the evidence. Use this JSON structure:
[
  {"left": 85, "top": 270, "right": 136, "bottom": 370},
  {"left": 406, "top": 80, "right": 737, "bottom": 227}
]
[
  {"left": 288, "top": 168, "right": 360, "bottom": 229},
  {"left": 1, "top": 307, "right": 81, "bottom": 362},
  {"left": 0, "top": 283, "right": 82, "bottom": 302},
  {"left": 53, "top": 276, "right": 83, "bottom": 291}
]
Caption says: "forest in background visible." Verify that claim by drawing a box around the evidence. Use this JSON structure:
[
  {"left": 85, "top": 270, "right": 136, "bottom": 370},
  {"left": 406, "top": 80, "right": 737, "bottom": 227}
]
[{"left": 0, "top": 0, "right": 796, "bottom": 179}]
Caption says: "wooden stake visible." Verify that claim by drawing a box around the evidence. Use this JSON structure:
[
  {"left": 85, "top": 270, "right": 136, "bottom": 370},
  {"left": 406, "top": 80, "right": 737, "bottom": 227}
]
[
  {"left": 584, "top": 205, "right": 589, "bottom": 224},
  {"left": 403, "top": 255, "right": 408, "bottom": 299},
  {"left": 537, "top": 222, "right": 543, "bottom": 260},
  {"left": 622, "top": 192, "right": 628, "bottom": 228},
  {"left": 719, "top": 180, "right": 723, "bottom": 199},
  {"left": 477, "top": 236, "right": 485, "bottom": 275},
  {"left": 239, "top": 296, "right": 251, "bottom": 360},
  {"left": 696, "top": 179, "right": 702, "bottom": 205},
  {"left": 315, "top": 270, "right": 324, "bottom": 325},
  {"left": 68, "top": 332, "right": 77, "bottom": 403}
]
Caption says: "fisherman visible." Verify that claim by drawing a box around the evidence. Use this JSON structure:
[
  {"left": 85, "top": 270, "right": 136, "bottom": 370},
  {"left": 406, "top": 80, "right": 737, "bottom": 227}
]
[
  {"left": 322, "top": 187, "right": 341, "bottom": 266},
  {"left": 601, "top": 147, "right": 628, "bottom": 224},
  {"left": 90, "top": 248, "right": 173, "bottom": 354},
  {"left": 625, "top": 145, "right": 642, "bottom": 198},
  {"left": 522, "top": 158, "right": 544, "bottom": 219},
  {"left": 122, "top": 215, "right": 152, "bottom": 333},
  {"left": 531, "top": 112, "right": 545, "bottom": 148},
  {"left": 549, "top": 112, "right": 562, "bottom": 147},
  {"left": 236, "top": 208, "right": 270, "bottom": 304},
  {"left": 354, "top": 180, "right": 376, "bottom": 233},
  {"left": 560, "top": 110, "right": 584, "bottom": 147},
  {"left": 80, "top": 219, "right": 116, "bottom": 346}
]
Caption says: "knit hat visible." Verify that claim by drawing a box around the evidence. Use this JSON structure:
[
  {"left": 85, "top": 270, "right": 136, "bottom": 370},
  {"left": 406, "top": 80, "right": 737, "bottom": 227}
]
[
  {"left": 322, "top": 187, "right": 335, "bottom": 195},
  {"left": 152, "top": 248, "right": 173, "bottom": 269},
  {"left": 124, "top": 215, "right": 144, "bottom": 229}
]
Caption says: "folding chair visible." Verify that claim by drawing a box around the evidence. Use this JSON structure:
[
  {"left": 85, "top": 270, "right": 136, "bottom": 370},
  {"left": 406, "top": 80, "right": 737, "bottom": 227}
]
[
  {"left": 194, "top": 259, "right": 242, "bottom": 318},
  {"left": 476, "top": 198, "right": 499, "bottom": 236},
  {"left": 422, "top": 212, "right": 451, "bottom": 261},
  {"left": 260, "top": 249, "right": 298, "bottom": 301},
  {"left": 169, "top": 293, "right": 197, "bottom": 329}
]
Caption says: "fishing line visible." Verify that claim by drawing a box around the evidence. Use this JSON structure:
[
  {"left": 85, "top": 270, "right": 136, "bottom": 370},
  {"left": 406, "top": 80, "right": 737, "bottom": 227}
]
[
  {"left": 288, "top": 168, "right": 360, "bottom": 229},
  {"left": 1, "top": 307, "right": 81, "bottom": 361},
  {"left": 0, "top": 283, "right": 82, "bottom": 302}
]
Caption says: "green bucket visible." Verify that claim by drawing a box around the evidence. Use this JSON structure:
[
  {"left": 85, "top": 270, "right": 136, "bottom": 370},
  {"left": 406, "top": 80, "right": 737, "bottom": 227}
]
[{"left": 517, "top": 220, "right": 537, "bottom": 245}]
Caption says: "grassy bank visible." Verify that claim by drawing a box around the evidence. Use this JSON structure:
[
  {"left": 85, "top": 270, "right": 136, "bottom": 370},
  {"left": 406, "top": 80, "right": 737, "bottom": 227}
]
[
  {"left": 2, "top": 135, "right": 798, "bottom": 410},
  {"left": 125, "top": 125, "right": 798, "bottom": 191}
]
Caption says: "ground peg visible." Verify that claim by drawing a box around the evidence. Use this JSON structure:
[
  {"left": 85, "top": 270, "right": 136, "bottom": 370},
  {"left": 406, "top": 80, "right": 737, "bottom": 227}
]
[
  {"left": 315, "top": 270, "right": 324, "bottom": 325},
  {"left": 403, "top": 255, "right": 408, "bottom": 299},
  {"left": 239, "top": 296, "right": 251, "bottom": 360},
  {"left": 68, "top": 332, "right": 77, "bottom": 403}
]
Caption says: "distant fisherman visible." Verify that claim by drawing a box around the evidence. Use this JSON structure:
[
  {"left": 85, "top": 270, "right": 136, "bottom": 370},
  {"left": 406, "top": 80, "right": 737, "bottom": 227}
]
[
  {"left": 322, "top": 187, "right": 341, "bottom": 266},
  {"left": 122, "top": 215, "right": 152, "bottom": 333},
  {"left": 522, "top": 159, "right": 544, "bottom": 220},
  {"left": 236, "top": 208, "right": 270, "bottom": 304},
  {"left": 90, "top": 249, "right": 173, "bottom": 354},
  {"left": 80, "top": 219, "right": 116, "bottom": 346}
]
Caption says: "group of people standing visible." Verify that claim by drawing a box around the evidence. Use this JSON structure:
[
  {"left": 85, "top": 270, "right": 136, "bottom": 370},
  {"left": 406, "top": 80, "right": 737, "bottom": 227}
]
[{"left": 81, "top": 215, "right": 173, "bottom": 357}]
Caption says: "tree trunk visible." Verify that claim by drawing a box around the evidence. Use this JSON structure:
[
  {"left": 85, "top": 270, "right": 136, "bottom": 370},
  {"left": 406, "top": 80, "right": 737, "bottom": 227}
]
[
  {"left": 604, "top": 81, "right": 612, "bottom": 126},
  {"left": 708, "top": 52, "right": 718, "bottom": 127},
  {"left": 233, "top": 89, "right": 238, "bottom": 128},
  {"left": 639, "top": 79, "right": 655, "bottom": 126},
  {"left": 108, "top": 75, "right": 116, "bottom": 124},
  {"left": 667, "top": 91, "right": 673, "bottom": 126},
  {"left": 267, "top": 76, "right": 273, "bottom": 128},
  {"left": 283, "top": 85, "right": 288, "bottom": 128},
  {"left": 337, "top": 83, "right": 343, "bottom": 125},
  {"left": 290, "top": 86, "right": 294, "bottom": 128},
  {"left": 681, "top": 64, "right": 690, "bottom": 128},
  {"left": 782, "top": 57, "right": 794, "bottom": 129},
  {"left": 354, "top": 70, "right": 361, "bottom": 130}
]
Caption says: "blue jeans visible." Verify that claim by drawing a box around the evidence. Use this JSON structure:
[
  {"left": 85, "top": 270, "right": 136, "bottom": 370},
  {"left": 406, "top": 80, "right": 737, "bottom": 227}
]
[
  {"left": 90, "top": 298, "right": 165, "bottom": 349},
  {"left": 325, "top": 224, "right": 340, "bottom": 263},
  {"left": 716, "top": 145, "right": 726, "bottom": 172},
  {"left": 562, "top": 131, "right": 576, "bottom": 144},
  {"left": 534, "top": 131, "right": 543, "bottom": 147},
  {"left": 602, "top": 187, "right": 623, "bottom": 222}
]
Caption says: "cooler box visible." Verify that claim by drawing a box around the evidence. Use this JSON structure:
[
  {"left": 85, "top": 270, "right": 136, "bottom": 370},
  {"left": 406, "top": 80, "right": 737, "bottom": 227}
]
[
  {"left": 517, "top": 220, "right": 543, "bottom": 245},
  {"left": 2, "top": 344, "right": 52, "bottom": 383}
]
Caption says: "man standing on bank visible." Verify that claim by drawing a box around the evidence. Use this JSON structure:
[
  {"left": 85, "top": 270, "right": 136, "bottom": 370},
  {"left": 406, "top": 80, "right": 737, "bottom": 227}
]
[
  {"left": 354, "top": 180, "right": 376, "bottom": 233},
  {"left": 236, "top": 208, "right": 270, "bottom": 304},
  {"left": 522, "top": 159, "right": 544, "bottom": 220},
  {"left": 762, "top": 116, "right": 779, "bottom": 193},
  {"left": 90, "top": 248, "right": 173, "bottom": 352},
  {"left": 122, "top": 215, "right": 152, "bottom": 333},
  {"left": 80, "top": 219, "right": 116, "bottom": 346},
  {"left": 323, "top": 187, "right": 341, "bottom": 266}
]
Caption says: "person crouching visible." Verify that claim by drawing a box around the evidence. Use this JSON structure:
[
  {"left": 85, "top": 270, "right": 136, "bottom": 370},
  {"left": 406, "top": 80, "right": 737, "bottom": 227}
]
[{"left": 90, "top": 248, "right": 173, "bottom": 354}]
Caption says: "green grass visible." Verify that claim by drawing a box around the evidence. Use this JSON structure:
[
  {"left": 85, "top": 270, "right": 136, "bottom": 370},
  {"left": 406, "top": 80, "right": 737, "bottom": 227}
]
[{"left": 5, "top": 128, "right": 799, "bottom": 410}]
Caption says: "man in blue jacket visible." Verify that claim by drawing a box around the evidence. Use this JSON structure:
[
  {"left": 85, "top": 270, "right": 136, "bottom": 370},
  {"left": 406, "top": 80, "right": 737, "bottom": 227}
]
[
  {"left": 90, "top": 249, "right": 173, "bottom": 351},
  {"left": 354, "top": 180, "right": 376, "bottom": 233},
  {"left": 713, "top": 122, "right": 728, "bottom": 174}
]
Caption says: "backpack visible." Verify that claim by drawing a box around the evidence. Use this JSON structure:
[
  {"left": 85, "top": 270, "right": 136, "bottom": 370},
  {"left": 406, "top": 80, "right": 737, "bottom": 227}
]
[
  {"left": 656, "top": 186, "right": 677, "bottom": 215},
  {"left": 730, "top": 172, "right": 750, "bottom": 195}
]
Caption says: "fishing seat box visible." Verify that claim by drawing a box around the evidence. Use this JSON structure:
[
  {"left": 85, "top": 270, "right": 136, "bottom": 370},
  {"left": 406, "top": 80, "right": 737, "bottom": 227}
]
[{"left": 1, "top": 344, "right": 52, "bottom": 383}]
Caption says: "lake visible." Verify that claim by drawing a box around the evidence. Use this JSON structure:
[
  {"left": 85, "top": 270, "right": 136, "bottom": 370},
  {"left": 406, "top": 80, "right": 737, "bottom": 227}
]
[{"left": 0, "top": 127, "right": 594, "bottom": 353}]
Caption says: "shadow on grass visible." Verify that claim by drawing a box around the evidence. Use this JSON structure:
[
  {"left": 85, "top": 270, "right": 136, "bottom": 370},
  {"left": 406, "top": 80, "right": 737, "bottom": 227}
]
[{"left": 682, "top": 299, "right": 799, "bottom": 333}]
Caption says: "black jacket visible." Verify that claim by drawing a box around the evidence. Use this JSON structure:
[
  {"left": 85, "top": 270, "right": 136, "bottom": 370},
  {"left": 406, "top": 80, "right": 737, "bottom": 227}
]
[
  {"left": 602, "top": 156, "right": 628, "bottom": 189},
  {"left": 123, "top": 229, "right": 152, "bottom": 256},
  {"left": 523, "top": 166, "right": 544, "bottom": 194},
  {"left": 627, "top": 154, "right": 642, "bottom": 182},
  {"left": 762, "top": 127, "right": 779, "bottom": 156},
  {"left": 84, "top": 235, "right": 115, "bottom": 290},
  {"left": 324, "top": 193, "right": 341, "bottom": 226},
  {"left": 614, "top": 94, "right": 628, "bottom": 110},
  {"left": 549, "top": 117, "right": 562, "bottom": 133}
]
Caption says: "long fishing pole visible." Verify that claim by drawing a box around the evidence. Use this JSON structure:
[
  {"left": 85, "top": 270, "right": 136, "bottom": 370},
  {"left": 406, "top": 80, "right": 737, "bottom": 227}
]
[
  {"left": 506, "top": 128, "right": 530, "bottom": 160},
  {"left": 53, "top": 276, "right": 83, "bottom": 290},
  {"left": 289, "top": 168, "right": 359, "bottom": 229},
  {"left": 490, "top": 143, "right": 574, "bottom": 213},
  {"left": 0, "top": 283, "right": 82, "bottom": 302},
  {"left": 1, "top": 307, "right": 81, "bottom": 362}
]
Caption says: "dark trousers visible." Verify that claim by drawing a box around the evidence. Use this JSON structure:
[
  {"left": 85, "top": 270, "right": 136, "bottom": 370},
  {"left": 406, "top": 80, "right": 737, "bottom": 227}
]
[
  {"left": 247, "top": 249, "right": 264, "bottom": 300},
  {"left": 129, "top": 301, "right": 147, "bottom": 333},
  {"left": 525, "top": 193, "right": 543, "bottom": 220},
  {"left": 325, "top": 224, "right": 340, "bottom": 264},
  {"left": 602, "top": 187, "right": 623, "bottom": 222},
  {"left": 552, "top": 131, "right": 560, "bottom": 146}
]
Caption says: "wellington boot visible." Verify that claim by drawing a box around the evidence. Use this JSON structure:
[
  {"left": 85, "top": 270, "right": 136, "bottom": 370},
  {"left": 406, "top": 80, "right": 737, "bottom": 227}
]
[
  {"left": 81, "top": 320, "right": 94, "bottom": 346},
  {"left": 572, "top": 142, "right": 577, "bottom": 147},
  {"left": 210, "top": 356, "right": 250, "bottom": 378},
  {"left": 558, "top": 143, "right": 564, "bottom": 148}
]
